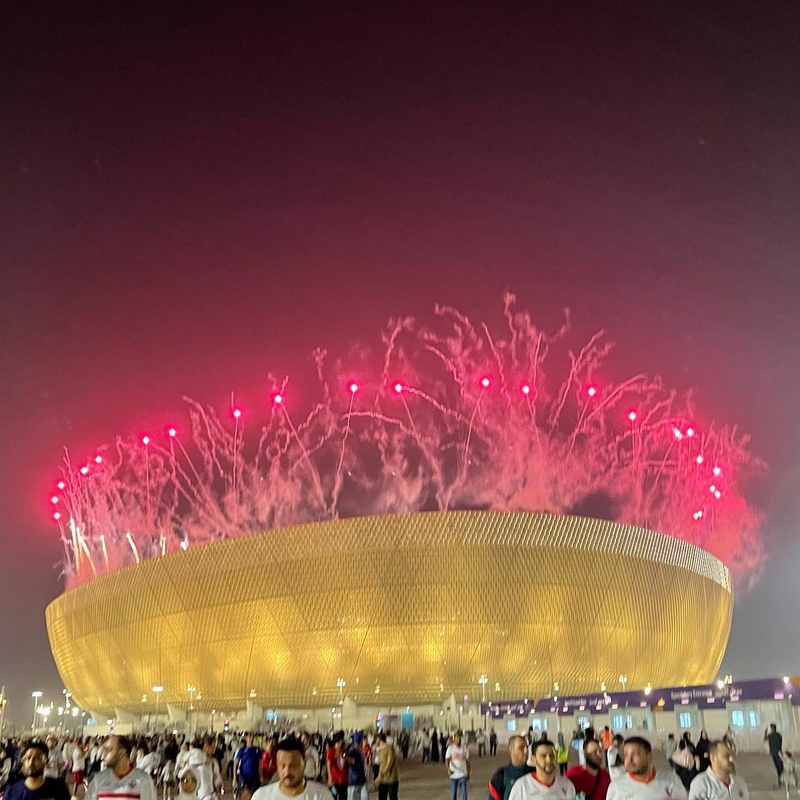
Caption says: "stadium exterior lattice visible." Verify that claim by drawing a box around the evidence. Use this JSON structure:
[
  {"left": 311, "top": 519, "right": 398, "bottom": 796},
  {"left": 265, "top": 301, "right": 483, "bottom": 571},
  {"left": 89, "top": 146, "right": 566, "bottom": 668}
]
[{"left": 46, "top": 511, "right": 732, "bottom": 724}]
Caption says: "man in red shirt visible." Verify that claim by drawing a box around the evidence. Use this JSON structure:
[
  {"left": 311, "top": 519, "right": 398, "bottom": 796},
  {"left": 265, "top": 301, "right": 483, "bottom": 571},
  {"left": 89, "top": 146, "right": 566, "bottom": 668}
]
[
  {"left": 326, "top": 734, "right": 348, "bottom": 799},
  {"left": 566, "top": 739, "right": 611, "bottom": 800}
]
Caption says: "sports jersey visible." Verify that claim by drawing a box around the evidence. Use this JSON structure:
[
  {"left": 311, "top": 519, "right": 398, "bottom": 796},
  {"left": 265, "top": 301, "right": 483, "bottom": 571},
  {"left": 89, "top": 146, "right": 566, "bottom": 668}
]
[
  {"left": 566, "top": 766, "right": 611, "bottom": 800},
  {"left": 607, "top": 770, "right": 687, "bottom": 800},
  {"left": 252, "top": 781, "right": 334, "bottom": 800},
  {"left": 488, "top": 763, "right": 534, "bottom": 800},
  {"left": 236, "top": 746, "right": 262, "bottom": 780},
  {"left": 509, "top": 773, "right": 577, "bottom": 800},
  {"left": 86, "top": 766, "right": 156, "bottom": 800},
  {"left": 689, "top": 769, "right": 749, "bottom": 800}
]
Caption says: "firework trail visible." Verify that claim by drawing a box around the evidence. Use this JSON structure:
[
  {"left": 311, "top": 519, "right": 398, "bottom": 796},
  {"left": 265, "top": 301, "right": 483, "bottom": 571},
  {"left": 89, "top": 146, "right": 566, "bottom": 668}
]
[{"left": 51, "top": 293, "right": 764, "bottom": 589}]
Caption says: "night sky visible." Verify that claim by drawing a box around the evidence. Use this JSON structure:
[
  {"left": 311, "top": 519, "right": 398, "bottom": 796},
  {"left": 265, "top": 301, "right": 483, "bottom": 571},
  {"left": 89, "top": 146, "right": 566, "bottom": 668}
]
[{"left": 2, "top": 3, "right": 799, "bottom": 723}]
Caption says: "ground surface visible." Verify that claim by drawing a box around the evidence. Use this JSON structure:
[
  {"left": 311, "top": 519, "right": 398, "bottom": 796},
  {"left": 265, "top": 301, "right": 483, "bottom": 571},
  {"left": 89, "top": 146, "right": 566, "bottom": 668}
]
[{"left": 383, "top": 750, "right": 786, "bottom": 800}]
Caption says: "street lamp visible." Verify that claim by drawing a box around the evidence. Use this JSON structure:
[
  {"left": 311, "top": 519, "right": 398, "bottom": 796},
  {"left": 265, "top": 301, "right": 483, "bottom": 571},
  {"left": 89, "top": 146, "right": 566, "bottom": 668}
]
[
  {"left": 478, "top": 675, "right": 488, "bottom": 703},
  {"left": 618, "top": 675, "right": 628, "bottom": 690},
  {"left": 31, "top": 691, "right": 43, "bottom": 732},
  {"left": 152, "top": 686, "right": 164, "bottom": 733},
  {"left": 336, "top": 679, "right": 346, "bottom": 704},
  {"left": 187, "top": 685, "right": 197, "bottom": 735}
]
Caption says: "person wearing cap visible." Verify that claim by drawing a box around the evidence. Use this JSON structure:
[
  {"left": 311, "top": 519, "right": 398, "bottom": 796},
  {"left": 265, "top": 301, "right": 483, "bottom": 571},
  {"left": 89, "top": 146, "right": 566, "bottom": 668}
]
[{"left": 345, "top": 735, "right": 368, "bottom": 800}]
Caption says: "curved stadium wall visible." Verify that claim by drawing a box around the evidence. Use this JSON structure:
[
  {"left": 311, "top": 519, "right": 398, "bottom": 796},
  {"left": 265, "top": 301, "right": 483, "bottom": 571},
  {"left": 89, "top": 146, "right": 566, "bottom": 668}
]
[{"left": 46, "top": 510, "right": 733, "bottom": 714}]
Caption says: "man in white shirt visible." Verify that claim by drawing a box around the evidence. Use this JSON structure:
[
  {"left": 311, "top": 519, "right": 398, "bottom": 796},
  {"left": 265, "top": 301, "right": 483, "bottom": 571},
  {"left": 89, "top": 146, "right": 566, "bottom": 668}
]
[
  {"left": 300, "top": 734, "right": 319, "bottom": 781},
  {"left": 607, "top": 737, "right": 686, "bottom": 800},
  {"left": 688, "top": 740, "right": 749, "bottom": 800},
  {"left": 86, "top": 736, "right": 156, "bottom": 800},
  {"left": 251, "top": 736, "right": 332, "bottom": 799},
  {"left": 445, "top": 730, "right": 470, "bottom": 800},
  {"left": 607, "top": 735, "right": 624, "bottom": 775},
  {"left": 509, "top": 740, "right": 576, "bottom": 800}
]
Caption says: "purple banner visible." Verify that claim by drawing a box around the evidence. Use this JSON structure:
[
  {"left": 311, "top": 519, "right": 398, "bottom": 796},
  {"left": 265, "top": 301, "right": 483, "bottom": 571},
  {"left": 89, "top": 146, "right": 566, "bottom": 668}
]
[{"left": 480, "top": 677, "right": 796, "bottom": 716}]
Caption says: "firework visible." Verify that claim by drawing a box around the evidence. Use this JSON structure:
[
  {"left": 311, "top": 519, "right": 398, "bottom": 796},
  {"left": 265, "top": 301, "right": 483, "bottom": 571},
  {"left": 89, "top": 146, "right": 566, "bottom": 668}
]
[{"left": 51, "top": 293, "right": 764, "bottom": 588}]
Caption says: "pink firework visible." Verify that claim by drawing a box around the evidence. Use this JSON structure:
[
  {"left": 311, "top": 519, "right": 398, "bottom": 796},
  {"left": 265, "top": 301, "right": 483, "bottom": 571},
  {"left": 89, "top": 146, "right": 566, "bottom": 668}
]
[{"left": 53, "top": 293, "right": 764, "bottom": 588}]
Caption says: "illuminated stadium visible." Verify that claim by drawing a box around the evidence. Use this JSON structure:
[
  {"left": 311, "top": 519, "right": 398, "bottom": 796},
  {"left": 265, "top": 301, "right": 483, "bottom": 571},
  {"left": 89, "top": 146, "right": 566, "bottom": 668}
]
[
  {"left": 46, "top": 510, "right": 732, "bottom": 719},
  {"left": 43, "top": 298, "right": 758, "bottom": 724}
]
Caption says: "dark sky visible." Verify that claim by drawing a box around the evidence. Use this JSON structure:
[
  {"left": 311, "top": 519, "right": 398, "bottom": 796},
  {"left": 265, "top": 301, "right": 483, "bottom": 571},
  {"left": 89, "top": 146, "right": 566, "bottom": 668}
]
[{"left": 2, "top": 3, "right": 799, "bottom": 723}]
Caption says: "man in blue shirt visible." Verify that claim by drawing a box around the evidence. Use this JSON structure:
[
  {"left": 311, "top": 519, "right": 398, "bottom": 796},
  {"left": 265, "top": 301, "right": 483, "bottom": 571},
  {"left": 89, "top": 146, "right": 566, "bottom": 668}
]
[
  {"left": 4, "top": 742, "right": 70, "bottom": 800},
  {"left": 346, "top": 734, "right": 367, "bottom": 800},
  {"left": 234, "top": 733, "right": 262, "bottom": 798}
]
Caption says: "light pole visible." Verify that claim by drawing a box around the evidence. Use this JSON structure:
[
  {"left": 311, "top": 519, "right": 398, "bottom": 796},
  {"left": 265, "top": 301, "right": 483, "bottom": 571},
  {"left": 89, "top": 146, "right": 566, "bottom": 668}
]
[
  {"left": 31, "top": 691, "right": 43, "bottom": 732},
  {"left": 478, "top": 675, "right": 488, "bottom": 702},
  {"left": 152, "top": 686, "right": 164, "bottom": 733},
  {"left": 618, "top": 675, "right": 628, "bottom": 691},
  {"left": 38, "top": 705, "right": 50, "bottom": 732},
  {"left": 187, "top": 685, "right": 197, "bottom": 736}
]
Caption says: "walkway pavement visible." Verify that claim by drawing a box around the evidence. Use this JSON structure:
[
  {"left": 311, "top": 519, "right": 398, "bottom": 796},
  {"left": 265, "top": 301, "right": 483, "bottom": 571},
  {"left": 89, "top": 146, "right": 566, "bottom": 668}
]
[{"left": 390, "top": 750, "right": 787, "bottom": 800}]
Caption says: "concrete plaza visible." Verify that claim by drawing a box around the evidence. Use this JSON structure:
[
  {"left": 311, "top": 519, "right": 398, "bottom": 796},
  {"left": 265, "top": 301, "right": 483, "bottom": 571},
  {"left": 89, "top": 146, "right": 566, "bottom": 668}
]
[{"left": 389, "top": 750, "right": 787, "bottom": 800}]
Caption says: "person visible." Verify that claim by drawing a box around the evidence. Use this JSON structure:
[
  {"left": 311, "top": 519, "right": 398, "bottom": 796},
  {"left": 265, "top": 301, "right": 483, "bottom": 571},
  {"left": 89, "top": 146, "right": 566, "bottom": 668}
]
[
  {"left": 694, "top": 731, "right": 710, "bottom": 775},
  {"left": 43, "top": 738, "right": 64, "bottom": 782},
  {"left": 566, "top": 740, "right": 610, "bottom": 800},
  {"left": 430, "top": 729, "right": 440, "bottom": 764},
  {"left": 488, "top": 735, "right": 533, "bottom": 800},
  {"left": 262, "top": 739, "right": 278, "bottom": 786},
  {"left": 664, "top": 735, "right": 676, "bottom": 764},
  {"left": 374, "top": 734, "right": 398, "bottom": 800},
  {"left": 4, "top": 741, "right": 71, "bottom": 800},
  {"left": 399, "top": 733, "right": 409, "bottom": 763},
  {"left": 300, "top": 735, "right": 319, "bottom": 782},
  {"left": 477, "top": 731, "right": 487, "bottom": 758},
  {"left": 1, "top": 744, "right": 13, "bottom": 791},
  {"left": 606, "top": 737, "right": 686, "bottom": 800},
  {"left": 345, "top": 734, "right": 367, "bottom": 800},
  {"left": 421, "top": 730, "right": 431, "bottom": 764},
  {"left": 176, "top": 767, "right": 201, "bottom": 800},
  {"left": 325, "top": 735, "right": 347, "bottom": 800},
  {"left": 138, "top": 745, "right": 159, "bottom": 780},
  {"left": 71, "top": 739, "right": 87, "bottom": 794},
  {"left": 203, "top": 739, "right": 223, "bottom": 797},
  {"left": 606, "top": 736, "right": 623, "bottom": 776},
  {"left": 234, "top": 734, "right": 262, "bottom": 799},
  {"left": 177, "top": 744, "right": 191, "bottom": 775},
  {"left": 688, "top": 740, "right": 748, "bottom": 800},
  {"left": 446, "top": 730, "right": 470, "bottom": 800},
  {"left": 765, "top": 723, "right": 784, "bottom": 788},
  {"left": 670, "top": 738, "right": 696, "bottom": 791},
  {"left": 489, "top": 730, "right": 498, "bottom": 758},
  {"left": 556, "top": 735, "right": 569, "bottom": 777},
  {"left": 85, "top": 736, "right": 156, "bottom": 800},
  {"left": 508, "top": 740, "right": 575, "bottom": 800},
  {"left": 722, "top": 729, "right": 736, "bottom": 756},
  {"left": 250, "top": 737, "right": 332, "bottom": 799}
]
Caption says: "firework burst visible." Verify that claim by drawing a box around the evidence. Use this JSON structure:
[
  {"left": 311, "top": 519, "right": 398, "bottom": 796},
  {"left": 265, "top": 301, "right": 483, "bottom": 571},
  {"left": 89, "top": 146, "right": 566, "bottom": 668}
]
[{"left": 51, "top": 294, "right": 764, "bottom": 588}]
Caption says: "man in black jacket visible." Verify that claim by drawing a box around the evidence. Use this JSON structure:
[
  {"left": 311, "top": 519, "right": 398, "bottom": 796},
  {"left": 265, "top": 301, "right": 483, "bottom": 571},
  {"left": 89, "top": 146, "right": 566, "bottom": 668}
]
[{"left": 488, "top": 736, "right": 533, "bottom": 800}]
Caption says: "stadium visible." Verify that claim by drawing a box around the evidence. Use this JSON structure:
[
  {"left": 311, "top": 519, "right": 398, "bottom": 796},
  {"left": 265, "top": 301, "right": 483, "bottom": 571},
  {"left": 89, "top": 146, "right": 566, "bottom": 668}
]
[{"left": 46, "top": 510, "right": 732, "bottom": 731}]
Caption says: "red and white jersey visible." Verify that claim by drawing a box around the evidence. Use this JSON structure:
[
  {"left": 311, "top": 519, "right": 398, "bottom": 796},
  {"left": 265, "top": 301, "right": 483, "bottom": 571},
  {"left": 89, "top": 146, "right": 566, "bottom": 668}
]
[
  {"left": 689, "top": 769, "right": 749, "bottom": 800},
  {"left": 87, "top": 766, "right": 157, "bottom": 800},
  {"left": 509, "top": 773, "right": 577, "bottom": 800},
  {"left": 607, "top": 770, "right": 687, "bottom": 800}
]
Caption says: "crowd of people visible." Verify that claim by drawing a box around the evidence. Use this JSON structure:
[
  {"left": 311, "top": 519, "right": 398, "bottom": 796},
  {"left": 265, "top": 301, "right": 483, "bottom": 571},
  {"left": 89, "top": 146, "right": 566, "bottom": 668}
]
[
  {"left": 0, "top": 721, "right": 787, "bottom": 800},
  {"left": 488, "top": 730, "right": 750, "bottom": 800}
]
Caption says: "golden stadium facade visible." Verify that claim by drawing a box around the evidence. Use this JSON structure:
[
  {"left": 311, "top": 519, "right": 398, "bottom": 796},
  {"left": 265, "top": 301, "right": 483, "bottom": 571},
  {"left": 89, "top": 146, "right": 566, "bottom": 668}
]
[{"left": 46, "top": 511, "right": 732, "bottom": 715}]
